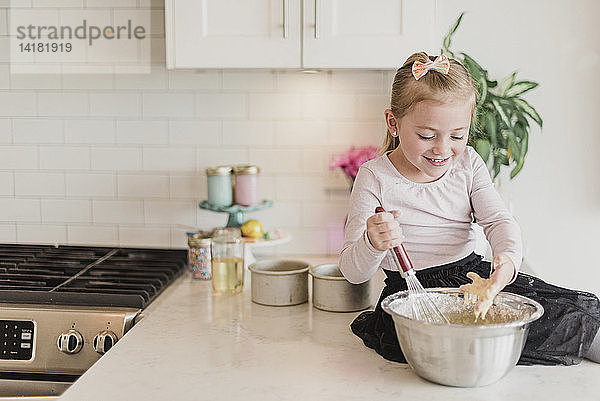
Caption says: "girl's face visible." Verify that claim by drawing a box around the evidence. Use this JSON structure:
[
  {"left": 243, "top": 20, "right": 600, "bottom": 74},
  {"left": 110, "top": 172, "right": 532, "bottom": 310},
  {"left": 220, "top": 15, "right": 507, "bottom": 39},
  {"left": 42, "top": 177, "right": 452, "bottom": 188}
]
[{"left": 386, "top": 99, "right": 473, "bottom": 183}]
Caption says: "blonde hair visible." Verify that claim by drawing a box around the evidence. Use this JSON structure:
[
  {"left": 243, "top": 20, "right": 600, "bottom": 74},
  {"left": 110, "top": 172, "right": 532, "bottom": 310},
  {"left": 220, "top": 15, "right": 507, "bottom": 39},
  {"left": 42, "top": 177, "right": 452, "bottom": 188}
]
[{"left": 382, "top": 52, "right": 478, "bottom": 153}]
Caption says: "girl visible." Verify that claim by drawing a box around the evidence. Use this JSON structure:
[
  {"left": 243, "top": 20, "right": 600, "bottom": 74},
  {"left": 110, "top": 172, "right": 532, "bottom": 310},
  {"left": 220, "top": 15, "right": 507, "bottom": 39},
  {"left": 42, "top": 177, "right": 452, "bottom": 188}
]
[{"left": 339, "top": 52, "right": 600, "bottom": 366}]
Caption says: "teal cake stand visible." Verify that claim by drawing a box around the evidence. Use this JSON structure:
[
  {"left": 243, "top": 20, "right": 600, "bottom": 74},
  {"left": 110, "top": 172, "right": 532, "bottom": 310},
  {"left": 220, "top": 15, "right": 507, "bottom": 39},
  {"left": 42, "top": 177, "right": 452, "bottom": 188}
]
[{"left": 198, "top": 200, "right": 273, "bottom": 228}]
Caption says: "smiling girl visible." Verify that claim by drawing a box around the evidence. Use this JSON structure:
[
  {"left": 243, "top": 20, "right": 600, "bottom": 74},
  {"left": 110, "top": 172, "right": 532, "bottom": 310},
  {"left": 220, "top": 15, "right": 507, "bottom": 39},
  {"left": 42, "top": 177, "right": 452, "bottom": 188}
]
[{"left": 339, "top": 52, "right": 600, "bottom": 366}]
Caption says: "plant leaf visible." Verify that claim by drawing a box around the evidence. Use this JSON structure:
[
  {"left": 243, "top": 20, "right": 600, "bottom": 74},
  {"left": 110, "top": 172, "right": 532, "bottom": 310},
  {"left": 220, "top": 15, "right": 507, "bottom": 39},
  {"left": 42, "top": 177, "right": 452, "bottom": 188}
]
[
  {"left": 484, "top": 110, "right": 497, "bottom": 147},
  {"left": 506, "top": 81, "right": 539, "bottom": 97},
  {"left": 499, "top": 72, "right": 517, "bottom": 97},
  {"left": 492, "top": 99, "right": 512, "bottom": 129},
  {"left": 442, "top": 12, "right": 465, "bottom": 56},
  {"left": 474, "top": 138, "right": 491, "bottom": 162},
  {"left": 506, "top": 130, "right": 521, "bottom": 162},
  {"left": 476, "top": 75, "right": 488, "bottom": 106},
  {"left": 513, "top": 98, "right": 543, "bottom": 127},
  {"left": 510, "top": 130, "right": 529, "bottom": 179}
]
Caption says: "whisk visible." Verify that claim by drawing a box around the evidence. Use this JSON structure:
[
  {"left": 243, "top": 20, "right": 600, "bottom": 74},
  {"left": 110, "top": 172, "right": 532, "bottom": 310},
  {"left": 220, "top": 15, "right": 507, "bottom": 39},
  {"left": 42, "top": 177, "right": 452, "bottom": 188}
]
[{"left": 375, "top": 207, "right": 449, "bottom": 324}]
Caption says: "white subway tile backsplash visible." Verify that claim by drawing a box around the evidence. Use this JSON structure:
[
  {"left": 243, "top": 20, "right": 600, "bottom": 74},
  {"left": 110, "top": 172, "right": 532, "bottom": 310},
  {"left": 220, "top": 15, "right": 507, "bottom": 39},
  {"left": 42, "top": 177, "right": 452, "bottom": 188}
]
[
  {"left": 0, "top": 119, "right": 11, "bottom": 143},
  {"left": 197, "top": 148, "right": 248, "bottom": 170},
  {"left": 17, "top": 224, "right": 67, "bottom": 244},
  {"left": 170, "top": 174, "right": 204, "bottom": 200},
  {"left": 144, "top": 200, "right": 195, "bottom": 225},
  {"left": 38, "top": 93, "right": 89, "bottom": 117},
  {"left": 117, "top": 174, "right": 169, "bottom": 198},
  {"left": 119, "top": 225, "right": 170, "bottom": 247},
  {"left": 248, "top": 149, "right": 302, "bottom": 174},
  {"left": 274, "top": 121, "right": 328, "bottom": 147},
  {"left": 249, "top": 94, "right": 302, "bottom": 120},
  {"left": 115, "top": 68, "right": 168, "bottom": 90},
  {"left": 91, "top": 147, "right": 141, "bottom": 171},
  {"left": 65, "top": 120, "right": 116, "bottom": 144},
  {"left": 13, "top": 119, "right": 63, "bottom": 143},
  {"left": 142, "top": 147, "right": 195, "bottom": 171},
  {"left": 222, "top": 121, "right": 274, "bottom": 147},
  {"left": 327, "top": 121, "right": 383, "bottom": 147},
  {"left": 276, "top": 71, "right": 330, "bottom": 92},
  {"left": 169, "top": 121, "right": 220, "bottom": 145},
  {"left": 196, "top": 94, "right": 247, "bottom": 119},
  {"left": 93, "top": 200, "right": 143, "bottom": 224},
  {"left": 15, "top": 172, "right": 64, "bottom": 197},
  {"left": 142, "top": 93, "right": 194, "bottom": 118},
  {"left": 0, "top": 172, "right": 13, "bottom": 196},
  {"left": 0, "top": 199, "right": 41, "bottom": 222},
  {"left": 0, "top": 93, "right": 37, "bottom": 117},
  {"left": 67, "top": 224, "right": 118, "bottom": 246},
  {"left": 330, "top": 71, "right": 385, "bottom": 91},
  {"left": 0, "top": 224, "right": 16, "bottom": 242},
  {"left": 169, "top": 71, "right": 220, "bottom": 90},
  {"left": 41, "top": 199, "right": 91, "bottom": 223},
  {"left": 274, "top": 175, "right": 329, "bottom": 201},
  {"left": 302, "top": 201, "right": 348, "bottom": 228},
  {"left": 0, "top": 146, "right": 38, "bottom": 169},
  {"left": 90, "top": 93, "right": 140, "bottom": 117},
  {"left": 274, "top": 227, "right": 329, "bottom": 254},
  {"left": 222, "top": 71, "right": 274, "bottom": 91},
  {"left": 304, "top": 94, "right": 357, "bottom": 120},
  {"left": 250, "top": 201, "right": 302, "bottom": 229},
  {"left": 0, "top": 65, "right": 7, "bottom": 90},
  {"left": 66, "top": 173, "right": 115, "bottom": 197},
  {"left": 116, "top": 120, "right": 168, "bottom": 144},
  {"left": 62, "top": 74, "right": 115, "bottom": 90},
  {"left": 10, "top": 74, "right": 62, "bottom": 90},
  {"left": 85, "top": 0, "right": 136, "bottom": 7},
  {"left": 40, "top": 145, "right": 89, "bottom": 169},
  {"left": 303, "top": 149, "right": 332, "bottom": 174}
]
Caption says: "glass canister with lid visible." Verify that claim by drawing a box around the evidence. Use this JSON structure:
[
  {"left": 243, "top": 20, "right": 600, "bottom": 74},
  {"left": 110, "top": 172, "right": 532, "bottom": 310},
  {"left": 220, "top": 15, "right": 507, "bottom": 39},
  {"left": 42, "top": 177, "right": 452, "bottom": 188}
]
[
  {"left": 206, "top": 166, "right": 233, "bottom": 208},
  {"left": 233, "top": 165, "right": 260, "bottom": 206},
  {"left": 187, "top": 233, "right": 212, "bottom": 280},
  {"left": 211, "top": 228, "right": 244, "bottom": 294}
]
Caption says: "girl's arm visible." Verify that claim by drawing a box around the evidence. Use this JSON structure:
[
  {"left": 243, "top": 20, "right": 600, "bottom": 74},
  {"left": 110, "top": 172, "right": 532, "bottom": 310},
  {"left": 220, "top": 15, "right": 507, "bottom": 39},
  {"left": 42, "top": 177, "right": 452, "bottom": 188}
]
[
  {"left": 339, "top": 167, "right": 389, "bottom": 284},
  {"left": 469, "top": 149, "right": 523, "bottom": 285}
]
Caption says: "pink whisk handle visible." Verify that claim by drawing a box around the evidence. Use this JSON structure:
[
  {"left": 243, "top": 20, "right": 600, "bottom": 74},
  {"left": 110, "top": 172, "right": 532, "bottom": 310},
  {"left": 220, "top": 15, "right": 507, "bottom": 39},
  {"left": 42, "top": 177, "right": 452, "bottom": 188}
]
[{"left": 375, "top": 206, "right": 414, "bottom": 274}]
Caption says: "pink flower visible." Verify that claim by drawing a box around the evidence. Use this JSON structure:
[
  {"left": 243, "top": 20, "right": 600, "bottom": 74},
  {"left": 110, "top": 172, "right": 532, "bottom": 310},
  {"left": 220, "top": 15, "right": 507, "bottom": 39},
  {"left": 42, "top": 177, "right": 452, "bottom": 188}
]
[{"left": 330, "top": 145, "right": 379, "bottom": 181}]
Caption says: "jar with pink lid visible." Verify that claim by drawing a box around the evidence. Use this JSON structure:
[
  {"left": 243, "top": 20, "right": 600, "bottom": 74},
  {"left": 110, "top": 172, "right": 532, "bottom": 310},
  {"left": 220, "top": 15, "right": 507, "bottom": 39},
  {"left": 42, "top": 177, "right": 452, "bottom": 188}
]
[{"left": 233, "top": 165, "right": 260, "bottom": 206}]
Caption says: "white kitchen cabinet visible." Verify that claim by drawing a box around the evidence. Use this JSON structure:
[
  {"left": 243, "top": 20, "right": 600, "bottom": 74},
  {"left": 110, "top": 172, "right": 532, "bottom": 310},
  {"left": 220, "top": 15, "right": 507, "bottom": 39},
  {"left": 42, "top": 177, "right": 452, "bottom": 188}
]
[
  {"left": 166, "top": 0, "right": 302, "bottom": 69},
  {"left": 166, "top": 0, "right": 436, "bottom": 69}
]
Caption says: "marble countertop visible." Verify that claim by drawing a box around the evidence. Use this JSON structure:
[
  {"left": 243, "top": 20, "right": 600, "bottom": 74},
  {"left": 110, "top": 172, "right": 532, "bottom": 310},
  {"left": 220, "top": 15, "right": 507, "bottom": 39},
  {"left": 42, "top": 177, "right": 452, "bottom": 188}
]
[{"left": 59, "top": 255, "right": 600, "bottom": 401}]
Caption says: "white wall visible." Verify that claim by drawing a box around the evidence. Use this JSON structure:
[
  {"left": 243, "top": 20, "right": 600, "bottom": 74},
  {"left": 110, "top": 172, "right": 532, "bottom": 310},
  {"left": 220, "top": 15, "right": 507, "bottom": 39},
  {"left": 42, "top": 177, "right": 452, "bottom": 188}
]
[
  {"left": 436, "top": 0, "right": 600, "bottom": 294},
  {"left": 0, "top": 1, "right": 598, "bottom": 295}
]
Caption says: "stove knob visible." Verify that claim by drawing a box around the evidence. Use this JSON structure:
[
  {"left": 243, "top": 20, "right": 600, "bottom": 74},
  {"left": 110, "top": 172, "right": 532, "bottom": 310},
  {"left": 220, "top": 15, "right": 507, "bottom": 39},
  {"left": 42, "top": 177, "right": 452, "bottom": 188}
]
[
  {"left": 93, "top": 330, "right": 118, "bottom": 354},
  {"left": 57, "top": 330, "right": 83, "bottom": 354}
]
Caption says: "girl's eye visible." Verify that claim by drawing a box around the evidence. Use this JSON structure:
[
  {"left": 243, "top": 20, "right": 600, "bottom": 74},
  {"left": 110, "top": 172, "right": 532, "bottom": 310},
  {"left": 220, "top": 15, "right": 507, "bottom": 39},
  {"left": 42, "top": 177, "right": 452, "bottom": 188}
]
[
  {"left": 451, "top": 136, "right": 465, "bottom": 140},
  {"left": 417, "top": 135, "right": 434, "bottom": 140}
]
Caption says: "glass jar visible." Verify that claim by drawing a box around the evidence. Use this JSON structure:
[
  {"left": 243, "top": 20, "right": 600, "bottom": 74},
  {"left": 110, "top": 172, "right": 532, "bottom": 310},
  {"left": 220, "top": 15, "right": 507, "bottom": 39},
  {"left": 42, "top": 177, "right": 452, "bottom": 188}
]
[
  {"left": 233, "top": 165, "right": 260, "bottom": 206},
  {"left": 187, "top": 233, "right": 212, "bottom": 280},
  {"left": 211, "top": 228, "right": 244, "bottom": 294},
  {"left": 206, "top": 166, "right": 233, "bottom": 208}
]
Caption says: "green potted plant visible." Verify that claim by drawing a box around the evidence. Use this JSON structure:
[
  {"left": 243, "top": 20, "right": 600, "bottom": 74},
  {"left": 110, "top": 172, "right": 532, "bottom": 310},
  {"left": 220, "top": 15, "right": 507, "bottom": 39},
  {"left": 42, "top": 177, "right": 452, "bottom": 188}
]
[{"left": 441, "top": 13, "right": 543, "bottom": 180}]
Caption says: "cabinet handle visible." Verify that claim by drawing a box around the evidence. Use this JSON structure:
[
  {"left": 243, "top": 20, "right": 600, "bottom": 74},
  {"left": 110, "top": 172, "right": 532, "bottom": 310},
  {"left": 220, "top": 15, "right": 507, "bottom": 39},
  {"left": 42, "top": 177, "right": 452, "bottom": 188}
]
[
  {"left": 283, "top": 0, "right": 289, "bottom": 38},
  {"left": 314, "top": 0, "right": 320, "bottom": 39}
]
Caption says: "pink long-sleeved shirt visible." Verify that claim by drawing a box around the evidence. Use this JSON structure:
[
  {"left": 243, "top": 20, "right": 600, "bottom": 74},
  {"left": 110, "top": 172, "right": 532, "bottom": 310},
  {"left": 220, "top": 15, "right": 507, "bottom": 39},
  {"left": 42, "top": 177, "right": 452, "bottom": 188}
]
[{"left": 339, "top": 146, "right": 522, "bottom": 284}]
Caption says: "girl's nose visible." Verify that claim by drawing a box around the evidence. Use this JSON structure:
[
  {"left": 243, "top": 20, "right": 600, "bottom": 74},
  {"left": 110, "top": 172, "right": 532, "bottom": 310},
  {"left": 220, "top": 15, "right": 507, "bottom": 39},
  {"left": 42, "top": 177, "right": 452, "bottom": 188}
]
[{"left": 432, "top": 138, "right": 450, "bottom": 155}]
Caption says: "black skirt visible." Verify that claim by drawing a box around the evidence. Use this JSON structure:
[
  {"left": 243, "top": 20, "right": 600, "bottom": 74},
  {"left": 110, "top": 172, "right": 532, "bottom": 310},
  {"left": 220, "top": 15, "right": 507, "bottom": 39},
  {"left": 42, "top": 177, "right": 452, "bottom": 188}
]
[{"left": 350, "top": 252, "right": 600, "bottom": 366}]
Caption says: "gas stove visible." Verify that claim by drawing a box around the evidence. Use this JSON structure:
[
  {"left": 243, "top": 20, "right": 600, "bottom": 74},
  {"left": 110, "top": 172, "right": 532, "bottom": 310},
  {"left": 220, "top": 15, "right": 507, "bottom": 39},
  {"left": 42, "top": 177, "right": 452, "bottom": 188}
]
[{"left": 0, "top": 243, "right": 187, "bottom": 397}]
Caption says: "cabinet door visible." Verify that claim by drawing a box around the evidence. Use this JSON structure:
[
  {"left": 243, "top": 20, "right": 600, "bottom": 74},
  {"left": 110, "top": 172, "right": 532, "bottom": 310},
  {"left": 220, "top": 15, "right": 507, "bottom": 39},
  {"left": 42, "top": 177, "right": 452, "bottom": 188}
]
[
  {"left": 166, "top": 0, "right": 301, "bottom": 69},
  {"left": 302, "top": 0, "right": 436, "bottom": 69}
]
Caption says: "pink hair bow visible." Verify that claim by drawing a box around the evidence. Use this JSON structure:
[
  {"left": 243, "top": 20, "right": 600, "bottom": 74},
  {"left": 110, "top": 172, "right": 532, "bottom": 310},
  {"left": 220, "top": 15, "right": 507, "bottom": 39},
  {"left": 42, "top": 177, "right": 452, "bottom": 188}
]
[{"left": 411, "top": 54, "right": 451, "bottom": 80}]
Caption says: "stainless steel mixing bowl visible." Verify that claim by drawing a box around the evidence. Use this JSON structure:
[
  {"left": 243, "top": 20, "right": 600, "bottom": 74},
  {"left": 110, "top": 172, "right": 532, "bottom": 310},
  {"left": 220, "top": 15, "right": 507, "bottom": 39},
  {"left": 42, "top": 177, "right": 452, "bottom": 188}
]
[{"left": 381, "top": 288, "right": 544, "bottom": 387}]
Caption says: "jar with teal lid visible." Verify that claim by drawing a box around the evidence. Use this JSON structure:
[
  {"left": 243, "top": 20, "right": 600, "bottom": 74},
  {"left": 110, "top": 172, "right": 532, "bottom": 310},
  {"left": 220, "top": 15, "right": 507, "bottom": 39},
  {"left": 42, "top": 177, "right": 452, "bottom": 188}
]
[{"left": 206, "top": 166, "right": 233, "bottom": 208}]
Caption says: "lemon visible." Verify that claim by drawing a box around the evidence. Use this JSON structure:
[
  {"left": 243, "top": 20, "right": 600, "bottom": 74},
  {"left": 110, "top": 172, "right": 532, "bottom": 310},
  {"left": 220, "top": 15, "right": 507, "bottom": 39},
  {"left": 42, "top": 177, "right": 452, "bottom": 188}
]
[{"left": 241, "top": 219, "right": 264, "bottom": 239}]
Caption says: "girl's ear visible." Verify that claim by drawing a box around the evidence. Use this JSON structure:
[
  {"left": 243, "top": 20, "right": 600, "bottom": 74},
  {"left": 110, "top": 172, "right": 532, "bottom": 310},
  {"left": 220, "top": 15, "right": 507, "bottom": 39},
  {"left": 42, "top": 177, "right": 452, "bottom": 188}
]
[{"left": 384, "top": 109, "right": 398, "bottom": 134}]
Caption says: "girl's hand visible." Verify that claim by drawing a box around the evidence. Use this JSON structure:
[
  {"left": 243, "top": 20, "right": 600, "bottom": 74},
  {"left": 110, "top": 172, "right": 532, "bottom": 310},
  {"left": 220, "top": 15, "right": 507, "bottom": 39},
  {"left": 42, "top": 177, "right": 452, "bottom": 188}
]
[
  {"left": 459, "top": 253, "right": 515, "bottom": 320},
  {"left": 366, "top": 210, "right": 404, "bottom": 251}
]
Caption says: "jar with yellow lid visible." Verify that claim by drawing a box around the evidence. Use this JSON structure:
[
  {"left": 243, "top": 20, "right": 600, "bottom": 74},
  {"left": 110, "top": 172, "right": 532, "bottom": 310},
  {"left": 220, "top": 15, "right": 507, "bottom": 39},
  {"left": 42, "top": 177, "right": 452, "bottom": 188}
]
[{"left": 233, "top": 165, "right": 260, "bottom": 206}]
